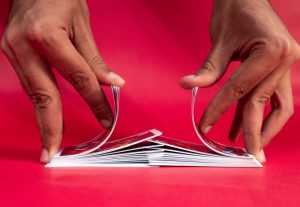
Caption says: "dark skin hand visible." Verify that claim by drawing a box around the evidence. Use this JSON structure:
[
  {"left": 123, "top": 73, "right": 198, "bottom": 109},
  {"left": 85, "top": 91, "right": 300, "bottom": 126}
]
[
  {"left": 2, "top": 0, "right": 299, "bottom": 164},
  {"left": 181, "top": 0, "right": 300, "bottom": 163},
  {"left": 1, "top": 0, "right": 125, "bottom": 163}
]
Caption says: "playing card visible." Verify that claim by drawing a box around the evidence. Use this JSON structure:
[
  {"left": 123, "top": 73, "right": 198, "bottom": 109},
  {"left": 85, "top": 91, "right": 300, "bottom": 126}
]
[
  {"left": 90, "top": 129, "right": 162, "bottom": 155},
  {"left": 192, "top": 87, "right": 252, "bottom": 158},
  {"left": 47, "top": 129, "right": 163, "bottom": 167},
  {"left": 58, "top": 86, "right": 120, "bottom": 157},
  {"left": 150, "top": 136, "right": 213, "bottom": 155},
  {"left": 46, "top": 85, "right": 262, "bottom": 168}
]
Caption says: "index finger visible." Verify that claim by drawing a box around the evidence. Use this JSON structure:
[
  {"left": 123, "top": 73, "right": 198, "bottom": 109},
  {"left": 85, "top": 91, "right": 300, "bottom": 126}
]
[
  {"left": 28, "top": 30, "right": 113, "bottom": 128},
  {"left": 2, "top": 40, "right": 62, "bottom": 162},
  {"left": 199, "top": 43, "right": 286, "bottom": 134}
]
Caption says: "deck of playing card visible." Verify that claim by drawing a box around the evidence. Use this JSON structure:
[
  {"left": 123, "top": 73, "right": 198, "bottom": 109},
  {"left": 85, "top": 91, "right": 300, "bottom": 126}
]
[{"left": 46, "top": 86, "right": 262, "bottom": 168}]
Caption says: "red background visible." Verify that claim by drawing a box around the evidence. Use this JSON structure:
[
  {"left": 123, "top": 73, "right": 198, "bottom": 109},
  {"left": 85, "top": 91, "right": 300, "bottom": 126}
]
[{"left": 0, "top": 0, "right": 300, "bottom": 206}]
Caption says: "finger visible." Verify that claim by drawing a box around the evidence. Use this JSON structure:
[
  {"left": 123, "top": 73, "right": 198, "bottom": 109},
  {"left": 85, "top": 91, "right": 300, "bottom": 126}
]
[
  {"left": 3, "top": 39, "right": 62, "bottom": 163},
  {"left": 180, "top": 45, "right": 231, "bottom": 89},
  {"left": 242, "top": 91, "right": 266, "bottom": 163},
  {"left": 242, "top": 60, "right": 291, "bottom": 163},
  {"left": 1, "top": 39, "right": 30, "bottom": 93},
  {"left": 229, "top": 98, "right": 246, "bottom": 142},
  {"left": 72, "top": 24, "right": 125, "bottom": 86},
  {"left": 28, "top": 30, "right": 113, "bottom": 128},
  {"left": 261, "top": 71, "right": 293, "bottom": 147},
  {"left": 199, "top": 43, "right": 286, "bottom": 134}
]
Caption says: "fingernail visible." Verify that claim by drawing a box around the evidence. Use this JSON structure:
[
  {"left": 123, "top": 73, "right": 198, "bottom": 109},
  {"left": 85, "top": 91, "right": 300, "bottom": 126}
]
[
  {"left": 40, "top": 148, "right": 49, "bottom": 163},
  {"left": 259, "top": 150, "right": 266, "bottom": 163},
  {"left": 255, "top": 150, "right": 266, "bottom": 164},
  {"left": 202, "top": 125, "right": 212, "bottom": 134},
  {"left": 100, "top": 119, "right": 111, "bottom": 129},
  {"left": 109, "top": 72, "right": 125, "bottom": 86},
  {"left": 184, "top": 74, "right": 197, "bottom": 79}
]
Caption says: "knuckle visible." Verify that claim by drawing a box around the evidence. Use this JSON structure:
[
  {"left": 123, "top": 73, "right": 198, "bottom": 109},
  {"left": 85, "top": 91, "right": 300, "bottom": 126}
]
[
  {"left": 26, "top": 22, "right": 45, "bottom": 43},
  {"left": 26, "top": 21, "right": 50, "bottom": 43},
  {"left": 40, "top": 128, "right": 57, "bottom": 139},
  {"left": 69, "top": 71, "right": 90, "bottom": 91},
  {"left": 264, "top": 36, "right": 292, "bottom": 60},
  {"left": 28, "top": 90, "right": 54, "bottom": 109},
  {"left": 3, "top": 29, "right": 20, "bottom": 48},
  {"left": 26, "top": 22, "right": 60, "bottom": 45},
  {"left": 229, "top": 80, "right": 253, "bottom": 100},
  {"left": 250, "top": 92, "right": 271, "bottom": 106},
  {"left": 282, "top": 102, "right": 294, "bottom": 119},
  {"left": 89, "top": 55, "right": 107, "bottom": 69},
  {"left": 23, "top": 11, "right": 48, "bottom": 43},
  {"left": 23, "top": 10, "right": 36, "bottom": 25},
  {"left": 197, "top": 60, "right": 218, "bottom": 82},
  {"left": 201, "top": 60, "right": 216, "bottom": 74}
]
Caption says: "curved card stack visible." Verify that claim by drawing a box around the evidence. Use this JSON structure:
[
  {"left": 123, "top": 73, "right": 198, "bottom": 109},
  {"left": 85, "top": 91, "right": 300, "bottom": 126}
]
[{"left": 46, "top": 86, "right": 261, "bottom": 168}]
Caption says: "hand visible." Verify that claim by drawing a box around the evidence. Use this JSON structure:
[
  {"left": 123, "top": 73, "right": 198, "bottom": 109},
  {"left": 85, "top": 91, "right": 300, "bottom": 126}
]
[
  {"left": 180, "top": 0, "right": 300, "bottom": 163},
  {"left": 1, "top": 0, "right": 125, "bottom": 163}
]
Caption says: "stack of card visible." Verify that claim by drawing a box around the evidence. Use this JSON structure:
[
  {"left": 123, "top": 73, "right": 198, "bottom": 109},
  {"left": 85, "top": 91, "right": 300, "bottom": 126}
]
[{"left": 46, "top": 86, "right": 262, "bottom": 168}]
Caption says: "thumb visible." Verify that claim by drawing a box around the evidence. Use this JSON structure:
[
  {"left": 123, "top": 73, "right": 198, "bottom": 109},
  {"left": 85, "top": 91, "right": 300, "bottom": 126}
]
[{"left": 180, "top": 46, "right": 230, "bottom": 89}]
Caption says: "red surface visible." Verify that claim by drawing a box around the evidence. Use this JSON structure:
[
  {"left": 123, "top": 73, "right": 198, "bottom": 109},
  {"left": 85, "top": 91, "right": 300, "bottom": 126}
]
[{"left": 1, "top": 0, "right": 300, "bottom": 206}]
